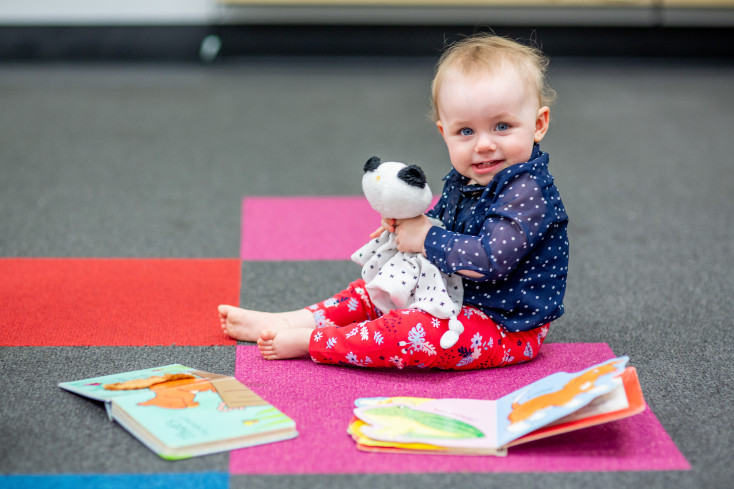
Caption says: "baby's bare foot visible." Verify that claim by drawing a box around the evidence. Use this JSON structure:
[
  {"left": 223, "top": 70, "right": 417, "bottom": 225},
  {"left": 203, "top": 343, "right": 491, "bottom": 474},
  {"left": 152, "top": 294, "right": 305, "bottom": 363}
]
[
  {"left": 257, "top": 329, "right": 312, "bottom": 360},
  {"left": 218, "top": 305, "right": 291, "bottom": 342},
  {"left": 218, "top": 305, "right": 317, "bottom": 342}
]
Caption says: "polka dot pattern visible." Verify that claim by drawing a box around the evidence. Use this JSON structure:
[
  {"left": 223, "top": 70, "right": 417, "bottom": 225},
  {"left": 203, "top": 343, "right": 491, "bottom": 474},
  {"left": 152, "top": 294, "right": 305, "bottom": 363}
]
[{"left": 425, "top": 145, "right": 569, "bottom": 332}]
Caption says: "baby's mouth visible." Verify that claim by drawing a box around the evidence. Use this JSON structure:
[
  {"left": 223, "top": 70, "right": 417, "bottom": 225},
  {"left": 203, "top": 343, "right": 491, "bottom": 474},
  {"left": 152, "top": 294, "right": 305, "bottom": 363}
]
[{"left": 474, "top": 160, "right": 503, "bottom": 169}]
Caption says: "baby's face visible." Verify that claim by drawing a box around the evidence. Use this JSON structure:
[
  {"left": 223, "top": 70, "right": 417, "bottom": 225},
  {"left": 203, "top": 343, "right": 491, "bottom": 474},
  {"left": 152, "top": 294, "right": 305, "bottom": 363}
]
[{"left": 435, "top": 65, "right": 549, "bottom": 186}]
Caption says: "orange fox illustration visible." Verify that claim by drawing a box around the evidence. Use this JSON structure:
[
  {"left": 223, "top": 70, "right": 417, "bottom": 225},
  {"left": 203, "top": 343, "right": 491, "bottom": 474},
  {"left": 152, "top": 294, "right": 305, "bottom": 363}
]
[
  {"left": 508, "top": 360, "right": 623, "bottom": 425},
  {"left": 137, "top": 378, "right": 216, "bottom": 409}
]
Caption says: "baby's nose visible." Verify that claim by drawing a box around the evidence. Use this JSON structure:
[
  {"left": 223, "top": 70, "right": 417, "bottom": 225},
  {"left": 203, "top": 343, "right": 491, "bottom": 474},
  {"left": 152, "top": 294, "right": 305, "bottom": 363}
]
[{"left": 476, "top": 133, "right": 497, "bottom": 152}]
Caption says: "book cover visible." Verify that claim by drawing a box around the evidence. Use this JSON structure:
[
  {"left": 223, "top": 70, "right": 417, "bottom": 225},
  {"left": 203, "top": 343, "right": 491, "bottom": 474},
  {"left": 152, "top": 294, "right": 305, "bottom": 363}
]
[{"left": 59, "top": 365, "right": 298, "bottom": 460}]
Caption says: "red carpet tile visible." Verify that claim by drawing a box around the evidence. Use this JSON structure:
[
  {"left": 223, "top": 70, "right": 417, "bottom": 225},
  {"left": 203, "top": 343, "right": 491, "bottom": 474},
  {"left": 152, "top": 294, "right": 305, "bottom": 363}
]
[{"left": 0, "top": 258, "right": 239, "bottom": 346}]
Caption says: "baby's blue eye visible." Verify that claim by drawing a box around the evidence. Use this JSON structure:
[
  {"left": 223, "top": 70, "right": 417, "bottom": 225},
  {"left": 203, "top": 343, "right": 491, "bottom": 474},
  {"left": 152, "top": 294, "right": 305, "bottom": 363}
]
[
  {"left": 496, "top": 123, "right": 510, "bottom": 132},
  {"left": 460, "top": 128, "right": 474, "bottom": 136}
]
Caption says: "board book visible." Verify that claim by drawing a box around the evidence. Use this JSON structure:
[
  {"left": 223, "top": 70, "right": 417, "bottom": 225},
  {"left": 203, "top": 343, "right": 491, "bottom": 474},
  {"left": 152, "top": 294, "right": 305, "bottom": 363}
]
[
  {"left": 59, "top": 364, "right": 298, "bottom": 460},
  {"left": 349, "top": 357, "right": 645, "bottom": 456}
]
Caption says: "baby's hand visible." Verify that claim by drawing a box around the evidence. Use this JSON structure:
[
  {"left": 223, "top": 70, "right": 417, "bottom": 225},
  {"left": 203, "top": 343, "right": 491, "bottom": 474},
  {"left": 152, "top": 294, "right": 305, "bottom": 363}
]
[
  {"left": 369, "top": 218, "right": 396, "bottom": 239},
  {"left": 394, "top": 215, "right": 432, "bottom": 255}
]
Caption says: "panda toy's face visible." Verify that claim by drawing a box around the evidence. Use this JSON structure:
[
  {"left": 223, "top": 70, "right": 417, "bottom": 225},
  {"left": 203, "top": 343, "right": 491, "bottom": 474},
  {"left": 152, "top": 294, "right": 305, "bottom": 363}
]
[{"left": 362, "top": 156, "right": 433, "bottom": 220}]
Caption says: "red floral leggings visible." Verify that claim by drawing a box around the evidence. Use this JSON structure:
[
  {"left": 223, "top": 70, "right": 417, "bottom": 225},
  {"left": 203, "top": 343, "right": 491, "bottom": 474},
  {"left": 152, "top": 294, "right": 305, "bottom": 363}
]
[{"left": 307, "top": 279, "right": 549, "bottom": 370}]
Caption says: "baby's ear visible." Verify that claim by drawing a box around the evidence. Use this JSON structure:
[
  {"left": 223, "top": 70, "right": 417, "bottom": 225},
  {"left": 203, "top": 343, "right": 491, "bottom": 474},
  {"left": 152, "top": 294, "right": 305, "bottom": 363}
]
[
  {"left": 397, "top": 165, "right": 427, "bottom": 189},
  {"left": 436, "top": 120, "right": 445, "bottom": 136},
  {"left": 534, "top": 107, "right": 550, "bottom": 143},
  {"left": 364, "top": 156, "right": 381, "bottom": 173}
]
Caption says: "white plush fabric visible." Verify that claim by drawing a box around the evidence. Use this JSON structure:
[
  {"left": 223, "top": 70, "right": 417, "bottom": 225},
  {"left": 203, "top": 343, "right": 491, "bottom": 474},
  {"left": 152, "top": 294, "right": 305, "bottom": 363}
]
[
  {"left": 352, "top": 230, "right": 464, "bottom": 320},
  {"left": 361, "top": 161, "right": 433, "bottom": 219}
]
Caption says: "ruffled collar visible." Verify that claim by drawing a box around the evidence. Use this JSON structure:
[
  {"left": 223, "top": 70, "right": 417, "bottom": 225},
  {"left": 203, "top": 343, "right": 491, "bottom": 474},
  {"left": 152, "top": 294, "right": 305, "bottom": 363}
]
[{"left": 441, "top": 143, "right": 544, "bottom": 194}]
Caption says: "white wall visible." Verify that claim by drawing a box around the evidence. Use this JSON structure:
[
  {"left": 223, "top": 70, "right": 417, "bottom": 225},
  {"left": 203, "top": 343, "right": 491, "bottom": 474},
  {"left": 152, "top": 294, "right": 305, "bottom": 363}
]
[
  {"left": 1, "top": 0, "right": 732, "bottom": 26},
  {"left": 0, "top": 0, "right": 218, "bottom": 24},
  {"left": 0, "top": 0, "right": 657, "bottom": 27}
]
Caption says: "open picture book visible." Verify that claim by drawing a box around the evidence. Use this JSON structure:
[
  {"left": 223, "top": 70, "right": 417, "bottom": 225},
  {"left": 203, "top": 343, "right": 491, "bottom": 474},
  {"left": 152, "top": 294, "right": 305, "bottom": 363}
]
[
  {"left": 59, "top": 365, "right": 298, "bottom": 460},
  {"left": 349, "top": 356, "right": 644, "bottom": 456}
]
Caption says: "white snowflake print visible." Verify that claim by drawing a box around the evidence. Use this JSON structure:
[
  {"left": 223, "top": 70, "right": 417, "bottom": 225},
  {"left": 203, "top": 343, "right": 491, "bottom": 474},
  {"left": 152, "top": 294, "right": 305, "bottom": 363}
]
[
  {"left": 323, "top": 298, "right": 339, "bottom": 308},
  {"left": 468, "top": 332, "right": 493, "bottom": 361},
  {"left": 313, "top": 310, "right": 325, "bottom": 324},
  {"left": 431, "top": 318, "right": 441, "bottom": 328},
  {"left": 360, "top": 325, "right": 369, "bottom": 341},
  {"left": 389, "top": 356, "right": 404, "bottom": 369},
  {"left": 355, "top": 286, "right": 370, "bottom": 304},
  {"left": 348, "top": 298, "right": 359, "bottom": 312},
  {"left": 537, "top": 325, "right": 549, "bottom": 345},
  {"left": 462, "top": 305, "right": 489, "bottom": 320},
  {"left": 501, "top": 349, "right": 515, "bottom": 365},
  {"left": 346, "top": 352, "right": 373, "bottom": 367},
  {"left": 398, "top": 323, "right": 436, "bottom": 356},
  {"left": 313, "top": 331, "right": 323, "bottom": 342},
  {"left": 471, "top": 332, "right": 484, "bottom": 350},
  {"left": 345, "top": 326, "right": 359, "bottom": 339},
  {"left": 455, "top": 355, "right": 475, "bottom": 368},
  {"left": 326, "top": 337, "right": 337, "bottom": 349},
  {"left": 308, "top": 304, "right": 319, "bottom": 311},
  {"left": 524, "top": 342, "right": 534, "bottom": 358},
  {"left": 373, "top": 331, "right": 384, "bottom": 345},
  {"left": 313, "top": 310, "right": 338, "bottom": 329}
]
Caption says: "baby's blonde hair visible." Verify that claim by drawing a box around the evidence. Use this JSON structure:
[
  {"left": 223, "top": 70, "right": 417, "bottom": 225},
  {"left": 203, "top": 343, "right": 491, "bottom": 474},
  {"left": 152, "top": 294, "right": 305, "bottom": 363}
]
[{"left": 430, "top": 34, "right": 556, "bottom": 121}]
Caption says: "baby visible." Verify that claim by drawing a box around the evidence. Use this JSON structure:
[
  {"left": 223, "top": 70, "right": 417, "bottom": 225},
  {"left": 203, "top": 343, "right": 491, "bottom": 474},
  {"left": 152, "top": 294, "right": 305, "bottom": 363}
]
[{"left": 220, "top": 34, "right": 568, "bottom": 370}]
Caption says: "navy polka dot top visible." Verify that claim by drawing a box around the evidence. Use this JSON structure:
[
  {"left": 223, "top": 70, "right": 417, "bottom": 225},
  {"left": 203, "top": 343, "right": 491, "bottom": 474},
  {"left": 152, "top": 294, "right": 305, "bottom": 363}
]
[{"left": 425, "top": 145, "right": 569, "bottom": 332}]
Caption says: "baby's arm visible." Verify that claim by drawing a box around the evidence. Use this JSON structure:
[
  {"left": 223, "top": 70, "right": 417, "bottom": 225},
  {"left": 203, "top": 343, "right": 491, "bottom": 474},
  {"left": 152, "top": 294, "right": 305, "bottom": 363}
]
[
  {"left": 426, "top": 222, "right": 528, "bottom": 280},
  {"left": 426, "top": 175, "right": 551, "bottom": 281},
  {"left": 425, "top": 219, "right": 531, "bottom": 281},
  {"left": 457, "top": 269, "right": 484, "bottom": 278}
]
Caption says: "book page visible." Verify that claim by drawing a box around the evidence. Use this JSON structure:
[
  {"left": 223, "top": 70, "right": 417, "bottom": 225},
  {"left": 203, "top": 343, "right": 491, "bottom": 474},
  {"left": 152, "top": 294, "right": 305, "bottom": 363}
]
[
  {"left": 506, "top": 367, "right": 645, "bottom": 447},
  {"left": 494, "top": 357, "right": 629, "bottom": 447},
  {"left": 353, "top": 397, "right": 500, "bottom": 450},
  {"left": 545, "top": 381, "right": 629, "bottom": 426}
]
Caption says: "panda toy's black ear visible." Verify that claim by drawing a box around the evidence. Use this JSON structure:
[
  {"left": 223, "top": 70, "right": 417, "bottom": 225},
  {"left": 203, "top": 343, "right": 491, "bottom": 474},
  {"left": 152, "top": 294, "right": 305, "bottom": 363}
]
[
  {"left": 364, "top": 156, "right": 381, "bottom": 173},
  {"left": 397, "top": 165, "right": 427, "bottom": 189}
]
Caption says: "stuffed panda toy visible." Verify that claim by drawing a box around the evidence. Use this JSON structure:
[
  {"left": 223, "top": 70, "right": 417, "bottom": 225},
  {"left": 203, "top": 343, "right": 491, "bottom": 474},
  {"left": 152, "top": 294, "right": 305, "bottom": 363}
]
[
  {"left": 360, "top": 156, "right": 433, "bottom": 219},
  {"left": 352, "top": 156, "right": 465, "bottom": 349}
]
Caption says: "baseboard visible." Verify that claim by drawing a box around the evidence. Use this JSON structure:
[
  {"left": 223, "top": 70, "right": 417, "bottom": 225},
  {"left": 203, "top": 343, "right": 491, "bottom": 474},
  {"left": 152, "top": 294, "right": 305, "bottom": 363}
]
[{"left": 1, "top": 24, "right": 732, "bottom": 61}]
